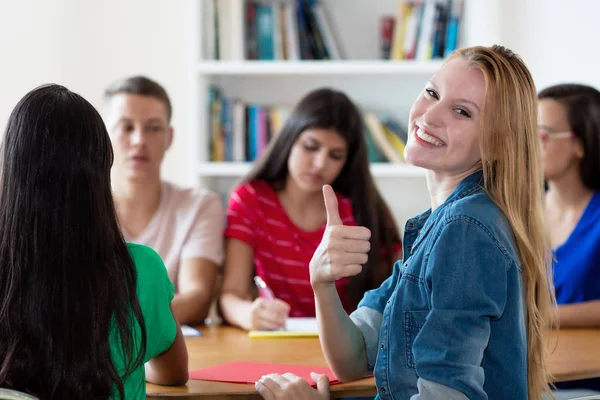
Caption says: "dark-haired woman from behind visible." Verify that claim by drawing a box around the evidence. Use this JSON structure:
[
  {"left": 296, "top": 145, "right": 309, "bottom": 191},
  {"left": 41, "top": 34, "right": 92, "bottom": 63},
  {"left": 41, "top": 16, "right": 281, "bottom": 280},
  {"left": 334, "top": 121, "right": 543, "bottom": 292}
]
[
  {"left": 0, "top": 84, "right": 188, "bottom": 399},
  {"left": 219, "top": 88, "right": 402, "bottom": 331}
]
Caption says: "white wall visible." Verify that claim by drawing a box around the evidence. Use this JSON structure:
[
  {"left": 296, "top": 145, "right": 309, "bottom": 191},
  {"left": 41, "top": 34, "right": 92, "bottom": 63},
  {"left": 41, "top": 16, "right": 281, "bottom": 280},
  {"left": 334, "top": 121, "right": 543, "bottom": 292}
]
[
  {"left": 500, "top": 0, "right": 600, "bottom": 92},
  {"left": 2, "top": 0, "right": 600, "bottom": 226},
  {"left": 0, "top": 0, "right": 196, "bottom": 187}
]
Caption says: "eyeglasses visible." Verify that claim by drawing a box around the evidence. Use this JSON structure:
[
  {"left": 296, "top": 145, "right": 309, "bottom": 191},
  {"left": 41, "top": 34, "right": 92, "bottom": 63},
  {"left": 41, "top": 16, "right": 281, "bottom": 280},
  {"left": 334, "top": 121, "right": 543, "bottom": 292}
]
[{"left": 538, "top": 130, "right": 574, "bottom": 143}]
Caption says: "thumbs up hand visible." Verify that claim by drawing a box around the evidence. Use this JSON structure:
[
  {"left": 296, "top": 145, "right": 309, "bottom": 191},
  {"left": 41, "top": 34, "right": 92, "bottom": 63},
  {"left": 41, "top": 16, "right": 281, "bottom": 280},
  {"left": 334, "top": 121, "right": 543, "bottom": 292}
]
[{"left": 309, "top": 185, "right": 371, "bottom": 290}]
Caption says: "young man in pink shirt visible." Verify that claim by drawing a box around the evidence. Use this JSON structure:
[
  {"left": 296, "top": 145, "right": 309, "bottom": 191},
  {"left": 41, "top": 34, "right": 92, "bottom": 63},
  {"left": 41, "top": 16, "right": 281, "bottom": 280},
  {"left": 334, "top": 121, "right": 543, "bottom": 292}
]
[{"left": 104, "top": 76, "right": 224, "bottom": 325}]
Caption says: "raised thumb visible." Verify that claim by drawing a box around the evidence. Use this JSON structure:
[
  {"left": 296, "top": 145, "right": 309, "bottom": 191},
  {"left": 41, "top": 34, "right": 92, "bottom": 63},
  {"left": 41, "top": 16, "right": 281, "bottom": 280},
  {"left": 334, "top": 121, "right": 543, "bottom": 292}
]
[
  {"left": 323, "top": 185, "right": 342, "bottom": 226},
  {"left": 311, "top": 372, "right": 330, "bottom": 397}
]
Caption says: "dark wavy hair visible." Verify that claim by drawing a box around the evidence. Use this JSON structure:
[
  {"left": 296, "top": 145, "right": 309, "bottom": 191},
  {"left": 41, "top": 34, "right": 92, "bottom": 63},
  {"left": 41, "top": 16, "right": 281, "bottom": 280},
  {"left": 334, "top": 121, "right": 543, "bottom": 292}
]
[
  {"left": 243, "top": 88, "right": 401, "bottom": 306},
  {"left": 0, "top": 84, "right": 146, "bottom": 399},
  {"left": 538, "top": 83, "right": 600, "bottom": 190}
]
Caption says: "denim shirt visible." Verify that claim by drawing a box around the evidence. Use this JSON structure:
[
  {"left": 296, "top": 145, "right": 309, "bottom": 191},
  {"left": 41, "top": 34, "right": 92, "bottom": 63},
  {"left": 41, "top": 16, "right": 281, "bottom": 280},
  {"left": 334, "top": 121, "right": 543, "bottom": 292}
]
[{"left": 350, "top": 171, "right": 527, "bottom": 400}]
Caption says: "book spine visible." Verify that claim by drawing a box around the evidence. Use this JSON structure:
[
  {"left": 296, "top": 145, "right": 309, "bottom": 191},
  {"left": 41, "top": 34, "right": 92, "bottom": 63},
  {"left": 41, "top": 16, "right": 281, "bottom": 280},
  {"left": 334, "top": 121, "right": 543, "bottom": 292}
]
[
  {"left": 256, "top": 4, "right": 275, "bottom": 60},
  {"left": 245, "top": 1, "right": 258, "bottom": 60}
]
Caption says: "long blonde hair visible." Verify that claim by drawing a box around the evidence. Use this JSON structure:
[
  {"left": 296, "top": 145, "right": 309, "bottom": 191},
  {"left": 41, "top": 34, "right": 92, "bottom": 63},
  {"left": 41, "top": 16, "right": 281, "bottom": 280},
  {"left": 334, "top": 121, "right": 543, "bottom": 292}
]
[{"left": 449, "top": 45, "right": 555, "bottom": 399}]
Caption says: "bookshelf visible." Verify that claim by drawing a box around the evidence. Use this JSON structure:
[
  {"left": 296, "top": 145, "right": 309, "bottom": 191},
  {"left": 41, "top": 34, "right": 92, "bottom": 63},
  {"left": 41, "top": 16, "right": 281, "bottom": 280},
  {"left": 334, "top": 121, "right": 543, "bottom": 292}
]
[
  {"left": 198, "top": 161, "right": 426, "bottom": 178},
  {"left": 196, "top": 60, "right": 445, "bottom": 75},
  {"left": 190, "top": 0, "right": 500, "bottom": 228}
]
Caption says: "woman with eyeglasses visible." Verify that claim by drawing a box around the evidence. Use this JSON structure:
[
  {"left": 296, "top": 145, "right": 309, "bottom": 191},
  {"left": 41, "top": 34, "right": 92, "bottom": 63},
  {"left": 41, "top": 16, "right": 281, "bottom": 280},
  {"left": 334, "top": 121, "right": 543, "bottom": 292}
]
[{"left": 538, "top": 84, "right": 600, "bottom": 396}]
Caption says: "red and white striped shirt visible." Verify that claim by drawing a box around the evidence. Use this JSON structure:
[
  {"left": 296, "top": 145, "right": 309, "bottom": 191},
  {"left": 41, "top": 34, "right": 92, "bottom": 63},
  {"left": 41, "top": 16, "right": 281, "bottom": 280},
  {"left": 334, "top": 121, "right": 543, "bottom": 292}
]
[{"left": 224, "top": 180, "right": 356, "bottom": 317}]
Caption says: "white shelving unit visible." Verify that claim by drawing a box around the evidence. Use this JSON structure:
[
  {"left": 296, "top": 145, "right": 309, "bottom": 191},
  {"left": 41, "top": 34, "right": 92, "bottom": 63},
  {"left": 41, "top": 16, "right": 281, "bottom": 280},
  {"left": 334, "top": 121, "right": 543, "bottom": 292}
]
[
  {"left": 196, "top": 60, "right": 445, "bottom": 76},
  {"left": 197, "top": 161, "right": 427, "bottom": 178},
  {"left": 190, "top": 0, "right": 500, "bottom": 228}
]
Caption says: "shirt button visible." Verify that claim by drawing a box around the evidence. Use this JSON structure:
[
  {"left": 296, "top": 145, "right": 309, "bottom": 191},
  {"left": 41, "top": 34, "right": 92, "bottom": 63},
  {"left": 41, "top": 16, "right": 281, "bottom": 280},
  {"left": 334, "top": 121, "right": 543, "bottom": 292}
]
[
  {"left": 387, "top": 300, "right": 391, "bottom": 304},
  {"left": 403, "top": 262, "right": 408, "bottom": 268},
  {"left": 380, "top": 386, "right": 386, "bottom": 393}
]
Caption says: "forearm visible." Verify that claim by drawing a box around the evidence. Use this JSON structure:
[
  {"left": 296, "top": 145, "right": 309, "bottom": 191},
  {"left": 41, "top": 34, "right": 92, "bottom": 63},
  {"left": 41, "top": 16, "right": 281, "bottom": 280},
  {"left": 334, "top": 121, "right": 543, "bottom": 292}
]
[
  {"left": 171, "top": 290, "right": 212, "bottom": 325},
  {"left": 556, "top": 300, "right": 600, "bottom": 327},
  {"left": 220, "top": 292, "right": 253, "bottom": 330},
  {"left": 145, "top": 323, "right": 189, "bottom": 385},
  {"left": 314, "top": 284, "right": 369, "bottom": 381}
]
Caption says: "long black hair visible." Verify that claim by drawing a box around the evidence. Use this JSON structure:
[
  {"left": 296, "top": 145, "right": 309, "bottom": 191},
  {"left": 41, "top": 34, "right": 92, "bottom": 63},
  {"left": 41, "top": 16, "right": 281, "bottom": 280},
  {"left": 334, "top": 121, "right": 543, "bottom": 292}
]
[
  {"left": 0, "top": 84, "right": 146, "bottom": 399},
  {"left": 538, "top": 84, "right": 600, "bottom": 190},
  {"left": 243, "top": 87, "right": 401, "bottom": 306}
]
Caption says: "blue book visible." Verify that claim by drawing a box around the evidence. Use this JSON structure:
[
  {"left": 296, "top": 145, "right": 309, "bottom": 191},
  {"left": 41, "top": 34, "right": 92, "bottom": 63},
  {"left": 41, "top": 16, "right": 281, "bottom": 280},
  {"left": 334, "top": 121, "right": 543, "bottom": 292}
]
[
  {"left": 296, "top": 0, "right": 312, "bottom": 59},
  {"left": 256, "top": 4, "right": 274, "bottom": 60},
  {"left": 247, "top": 105, "right": 260, "bottom": 161},
  {"left": 444, "top": 0, "right": 463, "bottom": 57},
  {"left": 220, "top": 97, "right": 232, "bottom": 162}
]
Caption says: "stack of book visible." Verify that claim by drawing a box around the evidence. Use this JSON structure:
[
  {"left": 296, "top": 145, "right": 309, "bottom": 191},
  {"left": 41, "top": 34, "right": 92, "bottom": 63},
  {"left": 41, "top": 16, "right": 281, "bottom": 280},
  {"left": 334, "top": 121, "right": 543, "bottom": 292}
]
[
  {"left": 208, "top": 87, "right": 408, "bottom": 163},
  {"left": 380, "top": 0, "right": 465, "bottom": 60},
  {"left": 204, "top": 0, "right": 342, "bottom": 61}
]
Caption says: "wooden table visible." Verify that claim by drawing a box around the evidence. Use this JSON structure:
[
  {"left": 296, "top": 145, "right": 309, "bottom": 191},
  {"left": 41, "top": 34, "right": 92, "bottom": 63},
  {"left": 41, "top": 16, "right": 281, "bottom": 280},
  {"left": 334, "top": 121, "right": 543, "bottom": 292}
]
[
  {"left": 147, "top": 326, "right": 600, "bottom": 399},
  {"left": 548, "top": 328, "right": 600, "bottom": 382},
  {"left": 147, "top": 326, "right": 374, "bottom": 399}
]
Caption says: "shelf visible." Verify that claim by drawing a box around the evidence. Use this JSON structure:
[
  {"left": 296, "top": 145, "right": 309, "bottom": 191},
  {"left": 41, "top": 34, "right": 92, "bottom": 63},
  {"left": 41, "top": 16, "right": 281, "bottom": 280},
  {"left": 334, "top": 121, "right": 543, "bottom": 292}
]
[
  {"left": 197, "top": 162, "right": 426, "bottom": 178},
  {"left": 196, "top": 60, "right": 445, "bottom": 76}
]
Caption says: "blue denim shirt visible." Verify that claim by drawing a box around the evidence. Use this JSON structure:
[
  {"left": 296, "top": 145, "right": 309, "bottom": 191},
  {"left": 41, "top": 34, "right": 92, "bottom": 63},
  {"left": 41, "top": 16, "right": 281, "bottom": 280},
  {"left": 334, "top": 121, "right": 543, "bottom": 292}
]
[{"left": 350, "top": 171, "right": 527, "bottom": 400}]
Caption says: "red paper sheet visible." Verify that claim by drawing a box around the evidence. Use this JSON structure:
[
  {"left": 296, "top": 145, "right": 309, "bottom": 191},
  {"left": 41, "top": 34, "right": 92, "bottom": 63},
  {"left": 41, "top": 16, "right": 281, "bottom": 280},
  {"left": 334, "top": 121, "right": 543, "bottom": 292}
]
[{"left": 189, "top": 361, "right": 340, "bottom": 387}]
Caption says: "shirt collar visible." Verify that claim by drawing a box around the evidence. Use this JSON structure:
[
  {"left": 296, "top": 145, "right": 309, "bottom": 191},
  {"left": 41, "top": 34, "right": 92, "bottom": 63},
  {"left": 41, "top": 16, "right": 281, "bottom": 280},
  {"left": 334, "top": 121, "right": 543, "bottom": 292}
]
[{"left": 404, "top": 169, "right": 485, "bottom": 253}]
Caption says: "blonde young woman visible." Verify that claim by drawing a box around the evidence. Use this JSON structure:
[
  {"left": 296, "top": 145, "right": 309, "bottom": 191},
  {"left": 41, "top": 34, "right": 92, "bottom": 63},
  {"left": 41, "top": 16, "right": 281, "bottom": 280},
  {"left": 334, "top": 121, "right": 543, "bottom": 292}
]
[{"left": 254, "top": 45, "right": 554, "bottom": 400}]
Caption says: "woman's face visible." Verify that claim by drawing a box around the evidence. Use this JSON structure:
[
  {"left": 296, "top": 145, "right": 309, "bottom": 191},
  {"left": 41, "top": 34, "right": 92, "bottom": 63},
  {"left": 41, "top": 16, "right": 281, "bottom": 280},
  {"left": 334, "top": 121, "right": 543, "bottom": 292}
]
[
  {"left": 538, "top": 98, "right": 583, "bottom": 182},
  {"left": 405, "top": 57, "right": 485, "bottom": 176},
  {"left": 287, "top": 128, "right": 348, "bottom": 193}
]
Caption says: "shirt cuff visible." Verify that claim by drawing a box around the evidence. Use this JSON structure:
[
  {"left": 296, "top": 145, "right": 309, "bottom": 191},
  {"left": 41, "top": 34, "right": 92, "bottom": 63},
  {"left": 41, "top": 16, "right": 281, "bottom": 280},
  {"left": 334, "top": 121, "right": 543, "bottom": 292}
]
[
  {"left": 349, "top": 306, "right": 383, "bottom": 373},
  {"left": 410, "top": 378, "right": 468, "bottom": 400}
]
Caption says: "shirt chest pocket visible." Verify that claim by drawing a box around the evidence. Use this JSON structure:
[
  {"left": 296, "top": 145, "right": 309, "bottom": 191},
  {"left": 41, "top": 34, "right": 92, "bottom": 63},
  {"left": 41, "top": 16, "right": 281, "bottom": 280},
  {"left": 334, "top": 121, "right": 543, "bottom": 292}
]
[{"left": 404, "top": 310, "right": 429, "bottom": 370}]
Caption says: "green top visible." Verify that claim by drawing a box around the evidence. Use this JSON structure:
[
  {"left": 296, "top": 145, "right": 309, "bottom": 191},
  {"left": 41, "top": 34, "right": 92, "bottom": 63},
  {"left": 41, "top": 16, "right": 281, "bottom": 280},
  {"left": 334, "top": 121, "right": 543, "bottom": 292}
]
[{"left": 110, "top": 243, "right": 177, "bottom": 399}]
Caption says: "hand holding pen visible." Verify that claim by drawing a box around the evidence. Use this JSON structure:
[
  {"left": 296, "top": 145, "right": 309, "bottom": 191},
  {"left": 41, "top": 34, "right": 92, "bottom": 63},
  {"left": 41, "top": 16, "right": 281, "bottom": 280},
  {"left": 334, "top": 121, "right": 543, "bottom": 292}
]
[{"left": 249, "top": 276, "right": 290, "bottom": 331}]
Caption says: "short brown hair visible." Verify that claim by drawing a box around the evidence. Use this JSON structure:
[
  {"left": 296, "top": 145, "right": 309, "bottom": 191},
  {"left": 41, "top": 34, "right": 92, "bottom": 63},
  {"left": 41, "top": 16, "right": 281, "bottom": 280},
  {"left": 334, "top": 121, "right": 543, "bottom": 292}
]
[{"left": 104, "top": 76, "right": 172, "bottom": 121}]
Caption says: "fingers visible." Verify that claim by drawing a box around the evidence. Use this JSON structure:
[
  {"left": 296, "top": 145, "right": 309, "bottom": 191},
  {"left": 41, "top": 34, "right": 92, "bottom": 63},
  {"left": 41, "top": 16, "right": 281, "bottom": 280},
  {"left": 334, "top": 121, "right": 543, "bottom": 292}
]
[
  {"left": 261, "top": 300, "right": 290, "bottom": 321},
  {"left": 331, "top": 251, "right": 369, "bottom": 266},
  {"left": 328, "top": 225, "right": 371, "bottom": 240},
  {"left": 252, "top": 299, "right": 288, "bottom": 330},
  {"left": 256, "top": 373, "right": 329, "bottom": 400},
  {"left": 255, "top": 378, "right": 276, "bottom": 400},
  {"left": 273, "top": 373, "right": 302, "bottom": 386},
  {"left": 271, "top": 299, "right": 291, "bottom": 314},
  {"left": 256, "top": 318, "right": 285, "bottom": 331},
  {"left": 254, "top": 298, "right": 289, "bottom": 317},
  {"left": 323, "top": 185, "right": 342, "bottom": 227},
  {"left": 256, "top": 310, "right": 285, "bottom": 330},
  {"left": 255, "top": 374, "right": 299, "bottom": 400},
  {"left": 310, "top": 372, "right": 330, "bottom": 396},
  {"left": 332, "top": 238, "right": 371, "bottom": 254}
]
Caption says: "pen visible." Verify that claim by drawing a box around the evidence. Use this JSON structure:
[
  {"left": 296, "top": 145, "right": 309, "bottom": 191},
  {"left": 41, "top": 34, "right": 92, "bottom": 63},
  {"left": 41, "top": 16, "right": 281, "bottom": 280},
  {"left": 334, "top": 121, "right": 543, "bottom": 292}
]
[{"left": 254, "top": 276, "right": 275, "bottom": 300}]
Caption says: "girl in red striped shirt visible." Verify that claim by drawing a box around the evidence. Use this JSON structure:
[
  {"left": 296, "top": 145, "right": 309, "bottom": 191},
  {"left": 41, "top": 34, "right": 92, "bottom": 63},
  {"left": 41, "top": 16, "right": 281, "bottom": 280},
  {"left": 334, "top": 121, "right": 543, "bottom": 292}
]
[{"left": 219, "top": 88, "right": 401, "bottom": 331}]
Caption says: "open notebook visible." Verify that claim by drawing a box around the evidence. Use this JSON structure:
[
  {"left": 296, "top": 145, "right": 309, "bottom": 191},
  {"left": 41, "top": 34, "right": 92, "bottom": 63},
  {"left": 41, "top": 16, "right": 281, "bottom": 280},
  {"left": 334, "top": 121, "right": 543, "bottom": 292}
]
[{"left": 249, "top": 317, "right": 319, "bottom": 338}]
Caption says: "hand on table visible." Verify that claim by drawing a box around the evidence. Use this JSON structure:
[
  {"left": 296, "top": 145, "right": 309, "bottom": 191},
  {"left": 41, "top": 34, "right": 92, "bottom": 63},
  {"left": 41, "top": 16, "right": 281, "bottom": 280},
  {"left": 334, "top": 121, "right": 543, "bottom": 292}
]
[{"left": 256, "top": 372, "right": 330, "bottom": 400}]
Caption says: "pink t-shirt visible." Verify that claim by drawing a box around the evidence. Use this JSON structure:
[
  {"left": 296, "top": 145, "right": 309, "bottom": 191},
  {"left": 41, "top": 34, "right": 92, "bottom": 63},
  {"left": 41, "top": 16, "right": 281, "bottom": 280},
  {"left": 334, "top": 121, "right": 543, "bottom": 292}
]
[
  {"left": 121, "top": 181, "right": 224, "bottom": 291},
  {"left": 224, "top": 180, "right": 357, "bottom": 317}
]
